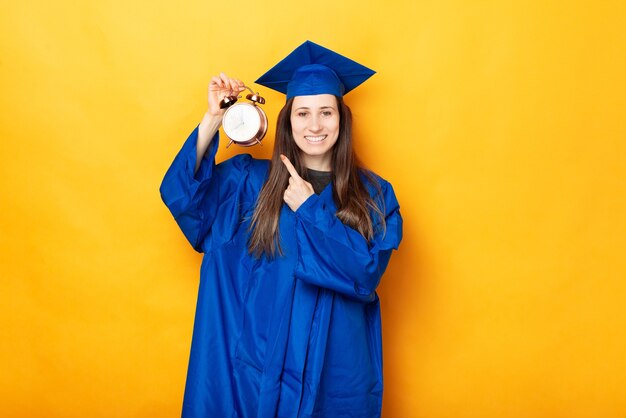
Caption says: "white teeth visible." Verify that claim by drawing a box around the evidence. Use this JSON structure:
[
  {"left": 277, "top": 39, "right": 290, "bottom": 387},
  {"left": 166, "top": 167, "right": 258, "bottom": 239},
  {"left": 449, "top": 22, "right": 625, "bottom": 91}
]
[{"left": 305, "top": 135, "right": 326, "bottom": 142}]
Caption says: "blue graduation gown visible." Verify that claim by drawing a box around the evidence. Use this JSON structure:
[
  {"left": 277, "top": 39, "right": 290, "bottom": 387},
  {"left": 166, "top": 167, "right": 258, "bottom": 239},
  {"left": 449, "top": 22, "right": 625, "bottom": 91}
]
[{"left": 160, "top": 127, "right": 403, "bottom": 418}]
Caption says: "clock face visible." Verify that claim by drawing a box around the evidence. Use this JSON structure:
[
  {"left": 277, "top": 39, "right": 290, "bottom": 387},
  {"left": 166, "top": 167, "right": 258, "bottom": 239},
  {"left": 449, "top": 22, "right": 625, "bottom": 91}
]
[{"left": 223, "top": 103, "right": 262, "bottom": 143}]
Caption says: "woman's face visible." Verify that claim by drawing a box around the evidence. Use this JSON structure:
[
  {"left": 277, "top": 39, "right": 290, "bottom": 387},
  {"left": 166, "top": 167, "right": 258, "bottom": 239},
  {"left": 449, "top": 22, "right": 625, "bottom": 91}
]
[{"left": 290, "top": 94, "right": 340, "bottom": 171}]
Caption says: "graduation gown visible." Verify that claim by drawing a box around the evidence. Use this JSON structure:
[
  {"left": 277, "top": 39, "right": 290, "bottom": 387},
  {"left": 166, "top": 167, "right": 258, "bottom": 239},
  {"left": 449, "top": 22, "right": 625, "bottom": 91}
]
[{"left": 160, "top": 127, "right": 403, "bottom": 418}]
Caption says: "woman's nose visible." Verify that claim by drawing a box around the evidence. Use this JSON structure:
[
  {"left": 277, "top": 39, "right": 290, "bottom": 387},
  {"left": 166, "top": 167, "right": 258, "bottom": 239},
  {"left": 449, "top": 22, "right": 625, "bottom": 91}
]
[{"left": 308, "top": 115, "right": 322, "bottom": 131}]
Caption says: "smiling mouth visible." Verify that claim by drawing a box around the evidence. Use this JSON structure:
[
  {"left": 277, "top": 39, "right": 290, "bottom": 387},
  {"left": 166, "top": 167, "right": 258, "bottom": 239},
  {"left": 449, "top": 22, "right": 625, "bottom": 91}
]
[{"left": 304, "top": 135, "right": 327, "bottom": 143}]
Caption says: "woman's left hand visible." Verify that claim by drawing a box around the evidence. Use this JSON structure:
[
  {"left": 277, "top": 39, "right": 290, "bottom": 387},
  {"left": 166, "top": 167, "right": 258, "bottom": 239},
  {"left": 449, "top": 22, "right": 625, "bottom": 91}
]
[{"left": 281, "top": 155, "right": 315, "bottom": 212}]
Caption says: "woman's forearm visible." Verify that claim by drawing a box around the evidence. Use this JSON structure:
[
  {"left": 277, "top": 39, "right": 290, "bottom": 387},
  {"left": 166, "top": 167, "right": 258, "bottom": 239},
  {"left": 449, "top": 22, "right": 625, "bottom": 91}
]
[{"left": 196, "top": 112, "right": 222, "bottom": 172}]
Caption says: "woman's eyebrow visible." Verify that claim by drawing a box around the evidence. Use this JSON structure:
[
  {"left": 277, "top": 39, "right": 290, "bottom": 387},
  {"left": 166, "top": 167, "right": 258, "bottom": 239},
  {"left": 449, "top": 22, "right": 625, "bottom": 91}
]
[{"left": 293, "top": 106, "right": 336, "bottom": 111}]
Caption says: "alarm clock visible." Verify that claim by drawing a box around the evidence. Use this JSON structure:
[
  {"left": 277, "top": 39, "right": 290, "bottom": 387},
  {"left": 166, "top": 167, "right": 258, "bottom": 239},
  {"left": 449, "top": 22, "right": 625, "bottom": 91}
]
[{"left": 220, "top": 86, "right": 268, "bottom": 147}]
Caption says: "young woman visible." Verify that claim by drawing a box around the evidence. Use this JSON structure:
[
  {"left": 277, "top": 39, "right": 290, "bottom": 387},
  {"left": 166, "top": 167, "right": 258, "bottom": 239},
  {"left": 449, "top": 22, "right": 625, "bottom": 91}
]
[{"left": 160, "top": 41, "right": 402, "bottom": 418}]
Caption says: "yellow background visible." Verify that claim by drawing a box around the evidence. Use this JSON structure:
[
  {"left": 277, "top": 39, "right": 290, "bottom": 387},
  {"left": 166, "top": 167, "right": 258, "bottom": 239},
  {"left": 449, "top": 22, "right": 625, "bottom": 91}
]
[{"left": 1, "top": 0, "right": 625, "bottom": 416}]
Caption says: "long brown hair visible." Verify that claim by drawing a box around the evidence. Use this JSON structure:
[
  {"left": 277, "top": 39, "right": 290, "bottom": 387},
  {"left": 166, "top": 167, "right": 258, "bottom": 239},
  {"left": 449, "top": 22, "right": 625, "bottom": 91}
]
[{"left": 248, "top": 96, "right": 384, "bottom": 258}]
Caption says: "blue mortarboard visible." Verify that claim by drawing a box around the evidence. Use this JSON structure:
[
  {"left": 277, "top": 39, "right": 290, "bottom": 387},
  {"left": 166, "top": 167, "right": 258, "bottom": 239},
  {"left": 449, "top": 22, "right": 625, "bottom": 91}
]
[{"left": 255, "top": 40, "right": 375, "bottom": 100}]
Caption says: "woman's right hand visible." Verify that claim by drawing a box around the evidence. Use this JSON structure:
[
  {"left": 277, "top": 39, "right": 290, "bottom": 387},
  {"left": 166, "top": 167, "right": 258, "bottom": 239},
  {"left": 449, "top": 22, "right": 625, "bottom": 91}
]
[
  {"left": 207, "top": 73, "right": 246, "bottom": 118},
  {"left": 196, "top": 73, "right": 246, "bottom": 171}
]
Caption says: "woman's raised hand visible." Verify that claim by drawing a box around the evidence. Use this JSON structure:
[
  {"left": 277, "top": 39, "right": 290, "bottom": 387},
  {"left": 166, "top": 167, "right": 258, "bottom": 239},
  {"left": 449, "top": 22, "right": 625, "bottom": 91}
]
[
  {"left": 196, "top": 73, "right": 245, "bottom": 170},
  {"left": 207, "top": 73, "right": 246, "bottom": 117}
]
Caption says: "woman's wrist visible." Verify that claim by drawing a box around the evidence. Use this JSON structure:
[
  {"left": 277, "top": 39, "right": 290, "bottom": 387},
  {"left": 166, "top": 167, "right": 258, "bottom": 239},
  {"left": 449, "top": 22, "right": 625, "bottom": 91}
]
[
  {"left": 200, "top": 111, "right": 222, "bottom": 130},
  {"left": 198, "top": 111, "right": 222, "bottom": 142}
]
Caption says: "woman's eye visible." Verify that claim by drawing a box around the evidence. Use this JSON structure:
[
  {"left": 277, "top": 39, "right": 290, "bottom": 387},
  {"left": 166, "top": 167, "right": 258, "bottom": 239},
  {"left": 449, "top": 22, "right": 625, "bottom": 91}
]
[
  {"left": 297, "top": 112, "right": 308, "bottom": 117},
  {"left": 322, "top": 111, "right": 332, "bottom": 117}
]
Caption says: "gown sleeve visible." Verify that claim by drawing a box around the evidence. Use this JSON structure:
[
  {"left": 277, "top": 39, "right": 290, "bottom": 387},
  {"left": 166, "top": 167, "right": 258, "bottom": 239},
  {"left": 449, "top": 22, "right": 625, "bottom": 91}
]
[
  {"left": 293, "top": 178, "right": 403, "bottom": 303},
  {"left": 159, "top": 126, "right": 253, "bottom": 253}
]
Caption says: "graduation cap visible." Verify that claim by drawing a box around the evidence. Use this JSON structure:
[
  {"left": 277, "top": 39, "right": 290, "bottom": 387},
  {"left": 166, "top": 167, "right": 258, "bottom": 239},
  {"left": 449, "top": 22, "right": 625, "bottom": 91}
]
[{"left": 255, "top": 40, "right": 375, "bottom": 100}]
